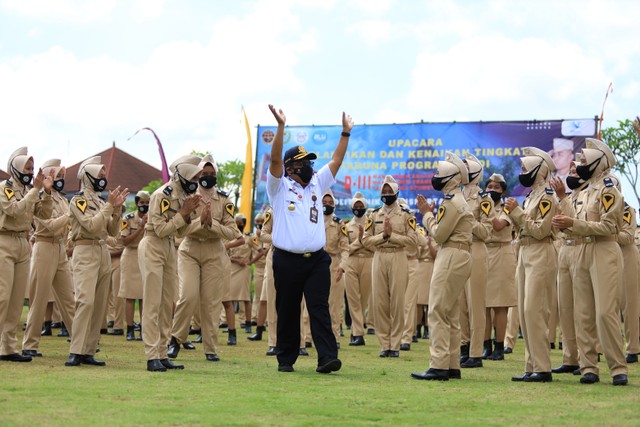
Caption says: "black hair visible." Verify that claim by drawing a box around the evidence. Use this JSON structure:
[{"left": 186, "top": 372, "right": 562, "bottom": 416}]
[{"left": 485, "top": 179, "right": 507, "bottom": 193}]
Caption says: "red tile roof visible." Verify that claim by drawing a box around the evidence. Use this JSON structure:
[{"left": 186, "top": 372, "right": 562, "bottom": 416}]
[{"left": 65, "top": 143, "right": 162, "bottom": 194}]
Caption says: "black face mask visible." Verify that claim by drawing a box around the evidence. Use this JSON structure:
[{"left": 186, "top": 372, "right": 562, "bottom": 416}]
[
  {"left": 487, "top": 190, "right": 502, "bottom": 203},
  {"left": 518, "top": 163, "right": 541, "bottom": 188},
  {"left": 237, "top": 221, "right": 246, "bottom": 232},
  {"left": 138, "top": 205, "right": 149, "bottom": 214},
  {"left": 323, "top": 205, "right": 335, "bottom": 216},
  {"left": 86, "top": 173, "right": 107, "bottom": 192},
  {"left": 576, "top": 157, "right": 602, "bottom": 181},
  {"left": 199, "top": 175, "right": 217, "bottom": 189},
  {"left": 352, "top": 208, "right": 366, "bottom": 218},
  {"left": 431, "top": 172, "right": 458, "bottom": 191},
  {"left": 256, "top": 224, "right": 263, "bottom": 230},
  {"left": 566, "top": 176, "right": 584, "bottom": 190},
  {"left": 292, "top": 164, "right": 313, "bottom": 184},
  {"left": 381, "top": 194, "right": 397, "bottom": 206},
  {"left": 12, "top": 165, "right": 33, "bottom": 185},
  {"left": 468, "top": 171, "right": 481, "bottom": 184},
  {"left": 53, "top": 179, "right": 65, "bottom": 192},
  {"left": 178, "top": 173, "right": 198, "bottom": 194}
]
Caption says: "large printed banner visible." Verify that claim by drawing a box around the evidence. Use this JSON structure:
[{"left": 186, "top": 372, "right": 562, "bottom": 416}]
[{"left": 253, "top": 118, "right": 596, "bottom": 220}]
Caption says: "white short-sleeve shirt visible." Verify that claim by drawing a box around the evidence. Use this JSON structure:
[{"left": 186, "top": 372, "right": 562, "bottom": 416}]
[{"left": 267, "top": 164, "right": 336, "bottom": 253}]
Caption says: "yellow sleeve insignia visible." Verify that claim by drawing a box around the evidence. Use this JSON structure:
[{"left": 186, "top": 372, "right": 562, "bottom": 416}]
[
  {"left": 365, "top": 217, "right": 373, "bottom": 231},
  {"left": 623, "top": 210, "right": 632, "bottom": 224},
  {"left": 265, "top": 211, "right": 272, "bottom": 224},
  {"left": 252, "top": 236, "right": 259, "bottom": 245},
  {"left": 407, "top": 217, "right": 416, "bottom": 230},
  {"left": 418, "top": 226, "right": 426, "bottom": 236},
  {"left": 436, "top": 205, "right": 446, "bottom": 223},
  {"left": 225, "top": 203, "right": 235, "bottom": 216},
  {"left": 75, "top": 199, "right": 87, "bottom": 214},
  {"left": 160, "top": 198, "right": 171, "bottom": 214},
  {"left": 341, "top": 225, "right": 348, "bottom": 236},
  {"left": 121, "top": 220, "right": 128, "bottom": 231},
  {"left": 538, "top": 200, "right": 551, "bottom": 218},
  {"left": 4, "top": 187, "right": 14, "bottom": 200},
  {"left": 602, "top": 194, "right": 615, "bottom": 212},
  {"left": 480, "top": 201, "right": 491, "bottom": 216}
]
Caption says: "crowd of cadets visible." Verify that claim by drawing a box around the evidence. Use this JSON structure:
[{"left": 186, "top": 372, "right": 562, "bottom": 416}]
[{"left": 0, "top": 139, "right": 637, "bottom": 384}]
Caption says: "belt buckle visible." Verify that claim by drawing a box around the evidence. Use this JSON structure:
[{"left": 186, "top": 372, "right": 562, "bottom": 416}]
[
  {"left": 303, "top": 252, "right": 312, "bottom": 258},
  {"left": 585, "top": 236, "right": 593, "bottom": 244},
  {"left": 565, "top": 239, "right": 574, "bottom": 246}
]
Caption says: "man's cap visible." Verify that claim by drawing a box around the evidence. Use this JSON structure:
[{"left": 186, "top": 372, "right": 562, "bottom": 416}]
[
  {"left": 351, "top": 191, "right": 366, "bottom": 208},
  {"left": 585, "top": 138, "right": 616, "bottom": 168},
  {"left": 522, "top": 147, "right": 556, "bottom": 173},
  {"left": 553, "top": 138, "right": 574, "bottom": 152},
  {"left": 284, "top": 145, "right": 317, "bottom": 164},
  {"left": 381, "top": 174, "right": 399, "bottom": 194}
]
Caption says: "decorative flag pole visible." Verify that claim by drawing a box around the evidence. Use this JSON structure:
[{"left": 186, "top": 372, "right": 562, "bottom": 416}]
[
  {"left": 239, "top": 106, "right": 254, "bottom": 223},
  {"left": 128, "top": 128, "right": 170, "bottom": 183},
  {"left": 597, "top": 82, "right": 614, "bottom": 138}
]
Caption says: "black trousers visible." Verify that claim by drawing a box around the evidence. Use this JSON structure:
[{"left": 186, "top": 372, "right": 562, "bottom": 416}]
[{"left": 272, "top": 248, "right": 338, "bottom": 367}]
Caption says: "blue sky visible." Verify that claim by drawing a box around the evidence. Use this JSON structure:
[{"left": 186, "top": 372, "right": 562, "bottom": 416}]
[{"left": 1, "top": 0, "right": 639, "bottom": 201}]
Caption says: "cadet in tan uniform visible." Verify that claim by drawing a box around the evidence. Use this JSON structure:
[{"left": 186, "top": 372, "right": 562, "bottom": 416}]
[
  {"left": 119, "top": 190, "right": 149, "bottom": 341},
  {"left": 0, "top": 148, "right": 53, "bottom": 362},
  {"left": 411, "top": 151, "right": 473, "bottom": 381},
  {"left": 505, "top": 147, "right": 558, "bottom": 383},
  {"left": 167, "top": 155, "right": 240, "bottom": 362},
  {"left": 22, "top": 159, "right": 75, "bottom": 357},
  {"left": 141, "top": 155, "right": 202, "bottom": 372},
  {"left": 322, "top": 190, "right": 348, "bottom": 346},
  {"left": 618, "top": 202, "right": 640, "bottom": 363},
  {"left": 105, "top": 236, "right": 125, "bottom": 335},
  {"left": 249, "top": 212, "right": 268, "bottom": 327},
  {"left": 342, "top": 192, "right": 373, "bottom": 346},
  {"left": 552, "top": 138, "right": 629, "bottom": 385},
  {"left": 362, "top": 175, "right": 417, "bottom": 357},
  {"left": 460, "top": 154, "right": 494, "bottom": 368},
  {"left": 65, "top": 156, "right": 127, "bottom": 367},
  {"left": 415, "top": 226, "right": 437, "bottom": 339},
  {"left": 483, "top": 173, "right": 516, "bottom": 361}
]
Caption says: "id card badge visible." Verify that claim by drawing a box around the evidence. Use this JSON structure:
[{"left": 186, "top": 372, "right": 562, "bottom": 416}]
[{"left": 310, "top": 206, "right": 319, "bottom": 223}]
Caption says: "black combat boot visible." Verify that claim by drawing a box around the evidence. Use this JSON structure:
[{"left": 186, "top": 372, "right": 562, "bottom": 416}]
[
  {"left": 488, "top": 341, "right": 505, "bottom": 361},
  {"left": 126, "top": 324, "right": 135, "bottom": 341},
  {"left": 227, "top": 329, "right": 237, "bottom": 345},
  {"left": 481, "top": 339, "right": 493, "bottom": 359},
  {"left": 41, "top": 321, "right": 52, "bottom": 336},
  {"left": 460, "top": 344, "right": 470, "bottom": 364},
  {"left": 58, "top": 322, "right": 69, "bottom": 337},
  {"left": 248, "top": 326, "right": 265, "bottom": 341}
]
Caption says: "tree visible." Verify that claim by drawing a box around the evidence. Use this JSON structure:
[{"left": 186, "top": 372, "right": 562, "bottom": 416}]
[
  {"left": 190, "top": 150, "right": 245, "bottom": 207},
  {"left": 600, "top": 118, "right": 640, "bottom": 207}
]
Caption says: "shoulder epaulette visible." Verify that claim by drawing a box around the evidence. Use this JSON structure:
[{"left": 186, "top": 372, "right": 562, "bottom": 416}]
[
  {"left": 444, "top": 194, "right": 454, "bottom": 200},
  {"left": 401, "top": 207, "right": 412, "bottom": 214},
  {"left": 125, "top": 212, "right": 135, "bottom": 219},
  {"left": 479, "top": 191, "right": 489, "bottom": 198},
  {"left": 98, "top": 195, "right": 106, "bottom": 201},
  {"left": 163, "top": 186, "right": 173, "bottom": 196},
  {"left": 75, "top": 191, "right": 84, "bottom": 196},
  {"left": 217, "top": 189, "right": 228, "bottom": 197},
  {"left": 5, "top": 179, "right": 13, "bottom": 187},
  {"left": 546, "top": 187, "right": 554, "bottom": 195},
  {"left": 525, "top": 191, "right": 532, "bottom": 197},
  {"left": 332, "top": 216, "right": 341, "bottom": 223},
  {"left": 604, "top": 177, "right": 614, "bottom": 187},
  {"left": 372, "top": 206, "right": 382, "bottom": 212}
]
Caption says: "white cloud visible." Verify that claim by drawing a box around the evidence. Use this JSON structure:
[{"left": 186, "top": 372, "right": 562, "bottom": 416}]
[
  {"left": 1, "top": 0, "right": 117, "bottom": 23},
  {"left": 347, "top": 20, "right": 392, "bottom": 47}
]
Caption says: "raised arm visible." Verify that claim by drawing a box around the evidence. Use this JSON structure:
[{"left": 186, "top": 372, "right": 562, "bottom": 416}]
[
  {"left": 268, "top": 104, "right": 286, "bottom": 179},
  {"left": 327, "top": 112, "right": 354, "bottom": 178}
]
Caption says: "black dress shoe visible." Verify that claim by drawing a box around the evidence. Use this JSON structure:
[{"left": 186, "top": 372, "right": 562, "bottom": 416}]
[
  {"left": 182, "top": 341, "right": 196, "bottom": 350},
  {"left": 316, "top": 359, "right": 341, "bottom": 374},
  {"left": 160, "top": 358, "right": 184, "bottom": 369},
  {"left": 189, "top": 328, "right": 201, "bottom": 335},
  {"left": 448, "top": 369, "right": 462, "bottom": 379},
  {"left": 349, "top": 336, "right": 365, "bottom": 346},
  {"left": 57, "top": 326, "right": 69, "bottom": 337},
  {"left": 167, "top": 336, "right": 180, "bottom": 359},
  {"left": 626, "top": 353, "right": 638, "bottom": 363},
  {"left": 511, "top": 372, "right": 532, "bottom": 382},
  {"left": 22, "top": 349, "right": 43, "bottom": 357},
  {"left": 573, "top": 368, "right": 581, "bottom": 375},
  {"left": 299, "top": 348, "right": 309, "bottom": 356},
  {"left": 266, "top": 346, "right": 277, "bottom": 356},
  {"left": 580, "top": 373, "right": 600, "bottom": 384},
  {"left": 388, "top": 350, "right": 400, "bottom": 358},
  {"left": 194, "top": 335, "right": 202, "bottom": 343},
  {"left": 550, "top": 342, "right": 555, "bottom": 349},
  {"left": 523, "top": 372, "right": 552, "bottom": 383},
  {"left": 0, "top": 353, "right": 32, "bottom": 362},
  {"left": 107, "top": 329, "right": 124, "bottom": 336},
  {"left": 504, "top": 347, "right": 513, "bottom": 354},
  {"left": 412, "top": 335, "right": 419, "bottom": 343},
  {"left": 305, "top": 341, "right": 312, "bottom": 348},
  {"left": 400, "top": 343, "right": 411, "bottom": 351},
  {"left": 461, "top": 357, "right": 483, "bottom": 368},
  {"left": 133, "top": 322, "right": 141, "bottom": 331},
  {"left": 552, "top": 364, "right": 580, "bottom": 374},
  {"left": 613, "top": 374, "right": 628, "bottom": 386},
  {"left": 147, "top": 359, "right": 167, "bottom": 372},
  {"left": 411, "top": 368, "right": 449, "bottom": 381},
  {"left": 81, "top": 355, "right": 106, "bottom": 366},
  {"left": 367, "top": 328, "right": 375, "bottom": 335},
  {"left": 100, "top": 328, "right": 108, "bottom": 335},
  {"left": 64, "top": 353, "right": 82, "bottom": 366},
  {"left": 50, "top": 322, "right": 62, "bottom": 329},
  {"left": 278, "top": 364, "right": 294, "bottom": 372},
  {"left": 205, "top": 354, "right": 220, "bottom": 362},
  {"left": 379, "top": 350, "right": 390, "bottom": 358}
]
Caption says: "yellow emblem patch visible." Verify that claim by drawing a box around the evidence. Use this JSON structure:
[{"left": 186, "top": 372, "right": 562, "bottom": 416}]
[
  {"left": 75, "top": 199, "right": 87, "bottom": 213},
  {"left": 436, "top": 205, "right": 446, "bottom": 223},
  {"left": 264, "top": 211, "right": 272, "bottom": 224},
  {"left": 418, "top": 226, "right": 426, "bottom": 236},
  {"left": 538, "top": 200, "right": 551, "bottom": 218},
  {"left": 4, "top": 187, "right": 14, "bottom": 200},
  {"left": 225, "top": 203, "right": 235, "bottom": 216},
  {"left": 480, "top": 201, "right": 491, "bottom": 216},
  {"left": 160, "top": 198, "right": 170, "bottom": 214},
  {"left": 252, "top": 236, "right": 259, "bottom": 245},
  {"left": 121, "top": 220, "right": 128, "bottom": 231},
  {"left": 602, "top": 194, "right": 615, "bottom": 212},
  {"left": 407, "top": 217, "right": 416, "bottom": 230},
  {"left": 623, "top": 210, "right": 632, "bottom": 224},
  {"left": 341, "top": 225, "right": 348, "bottom": 236},
  {"left": 365, "top": 217, "right": 373, "bottom": 231}
]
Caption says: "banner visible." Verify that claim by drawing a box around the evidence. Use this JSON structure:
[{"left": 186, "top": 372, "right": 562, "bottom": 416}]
[{"left": 253, "top": 118, "right": 596, "bottom": 220}]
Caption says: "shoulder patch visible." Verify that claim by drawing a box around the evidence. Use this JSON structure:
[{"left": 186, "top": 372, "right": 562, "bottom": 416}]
[
  {"left": 365, "top": 217, "right": 373, "bottom": 231},
  {"left": 225, "top": 203, "right": 235, "bottom": 216},
  {"left": 163, "top": 186, "right": 173, "bottom": 196},
  {"left": 407, "top": 217, "right": 416, "bottom": 230},
  {"left": 623, "top": 210, "right": 632, "bottom": 224},
  {"left": 444, "top": 194, "right": 454, "bottom": 200},
  {"left": 602, "top": 193, "right": 615, "bottom": 212},
  {"left": 125, "top": 212, "right": 135, "bottom": 219},
  {"left": 217, "top": 189, "right": 228, "bottom": 197},
  {"left": 4, "top": 187, "right": 15, "bottom": 200},
  {"left": 604, "top": 177, "right": 614, "bottom": 188},
  {"left": 401, "top": 207, "right": 412, "bottom": 214},
  {"left": 341, "top": 225, "right": 348, "bottom": 236},
  {"left": 480, "top": 201, "right": 492, "bottom": 216},
  {"left": 538, "top": 200, "right": 551, "bottom": 218},
  {"left": 372, "top": 206, "right": 382, "bottom": 212},
  {"left": 251, "top": 236, "right": 259, "bottom": 245},
  {"left": 75, "top": 198, "right": 87, "bottom": 214},
  {"left": 418, "top": 226, "right": 426, "bottom": 236},
  {"left": 121, "top": 220, "right": 128, "bottom": 231},
  {"left": 160, "top": 198, "right": 171, "bottom": 214},
  {"left": 479, "top": 191, "right": 489, "bottom": 198},
  {"left": 546, "top": 187, "right": 554, "bottom": 195},
  {"left": 333, "top": 216, "right": 341, "bottom": 224},
  {"left": 264, "top": 211, "right": 272, "bottom": 225},
  {"left": 5, "top": 179, "right": 13, "bottom": 187},
  {"left": 436, "top": 205, "right": 446, "bottom": 223},
  {"left": 75, "top": 191, "right": 84, "bottom": 196}
]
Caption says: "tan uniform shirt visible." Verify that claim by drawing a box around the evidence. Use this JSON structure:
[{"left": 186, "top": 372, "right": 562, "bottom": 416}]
[
  {"left": 572, "top": 175, "right": 623, "bottom": 237},
  {"left": 0, "top": 180, "right": 52, "bottom": 232},
  {"left": 508, "top": 185, "right": 558, "bottom": 241},
  {"left": 121, "top": 211, "right": 145, "bottom": 248},
  {"left": 324, "top": 214, "right": 348, "bottom": 270},
  {"left": 33, "top": 190, "right": 68, "bottom": 239},
  {"left": 463, "top": 185, "right": 494, "bottom": 242},
  {"left": 422, "top": 188, "right": 473, "bottom": 245},
  {"left": 362, "top": 203, "right": 418, "bottom": 250},
  {"left": 342, "top": 215, "right": 374, "bottom": 260},
  {"left": 69, "top": 190, "right": 119, "bottom": 241}
]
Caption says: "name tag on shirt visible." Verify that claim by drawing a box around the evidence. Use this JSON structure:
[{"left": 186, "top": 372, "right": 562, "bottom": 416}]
[{"left": 310, "top": 206, "right": 318, "bottom": 224}]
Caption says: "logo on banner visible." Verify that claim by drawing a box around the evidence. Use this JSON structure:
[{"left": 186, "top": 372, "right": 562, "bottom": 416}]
[
  {"left": 295, "top": 130, "right": 308, "bottom": 144},
  {"left": 313, "top": 131, "right": 328, "bottom": 144}
]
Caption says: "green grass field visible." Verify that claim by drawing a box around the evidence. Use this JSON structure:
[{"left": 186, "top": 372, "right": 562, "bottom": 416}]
[{"left": 2, "top": 312, "right": 640, "bottom": 426}]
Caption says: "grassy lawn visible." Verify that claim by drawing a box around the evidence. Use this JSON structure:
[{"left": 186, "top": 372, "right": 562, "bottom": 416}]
[{"left": 2, "top": 310, "right": 640, "bottom": 426}]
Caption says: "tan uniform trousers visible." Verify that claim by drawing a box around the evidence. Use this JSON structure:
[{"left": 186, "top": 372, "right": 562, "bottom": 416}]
[
  {"left": 251, "top": 264, "right": 265, "bottom": 322},
  {"left": 557, "top": 244, "right": 579, "bottom": 366},
  {"left": 548, "top": 280, "right": 559, "bottom": 345},
  {"left": 401, "top": 259, "right": 420, "bottom": 345},
  {"left": 107, "top": 257, "right": 125, "bottom": 329},
  {"left": 70, "top": 243, "right": 111, "bottom": 356},
  {"left": 172, "top": 238, "right": 226, "bottom": 355},
  {"left": 23, "top": 239, "right": 75, "bottom": 351},
  {"left": 516, "top": 241, "right": 556, "bottom": 373},
  {"left": 619, "top": 243, "right": 640, "bottom": 354},
  {"left": 460, "top": 241, "right": 488, "bottom": 357},
  {"left": 0, "top": 234, "right": 31, "bottom": 356},
  {"left": 504, "top": 306, "right": 519, "bottom": 350},
  {"left": 261, "top": 249, "right": 277, "bottom": 347},
  {"left": 574, "top": 240, "right": 627, "bottom": 376},
  {"left": 344, "top": 255, "right": 372, "bottom": 337},
  {"left": 428, "top": 247, "right": 472, "bottom": 370},
  {"left": 371, "top": 250, "right": 407, "bottom": 351},
  {"left": 328, "top": 253, "right": 345, "bottom": 342},
  {"left": 141, "top": 235, "right": 177, "bottom": 360}
]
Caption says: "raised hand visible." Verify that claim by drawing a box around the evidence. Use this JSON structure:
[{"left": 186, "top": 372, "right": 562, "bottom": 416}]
[
  {"left": 550, "top": 176, "right": 567, "bottom": 200},
  {"left": 504, "top": 197, "right": 519, "bottom": 213},
  {"left": 200, "top": 202, "right": 212, "bottom": 226},
  {"left": 342, "top": 112, "right": 354, "bottom": 132},
  {"left": 416, "top": 194, "right": 435, "bottom": 214},
  {"left": 107, "top": 186, "right": 121, "bottom": 206},
  {"left": 42, "top": 169, "right": 55, "bottom": 194},
  {"left": 180, "top": 194, "right": 202, "bottom": 217},
  {"left": 33, "top": 168, "right": 45, "bottom": 191},
  {"left": 383, "top": 216, "right": 392, "bottom": 239},
  {"left": 268, "top": 104, "right": 286, "bottom": 125}
]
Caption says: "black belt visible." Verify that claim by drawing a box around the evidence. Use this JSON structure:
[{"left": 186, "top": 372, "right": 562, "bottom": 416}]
[{"left": 274, "top": 247, "right": 323, "bottom": 259}]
